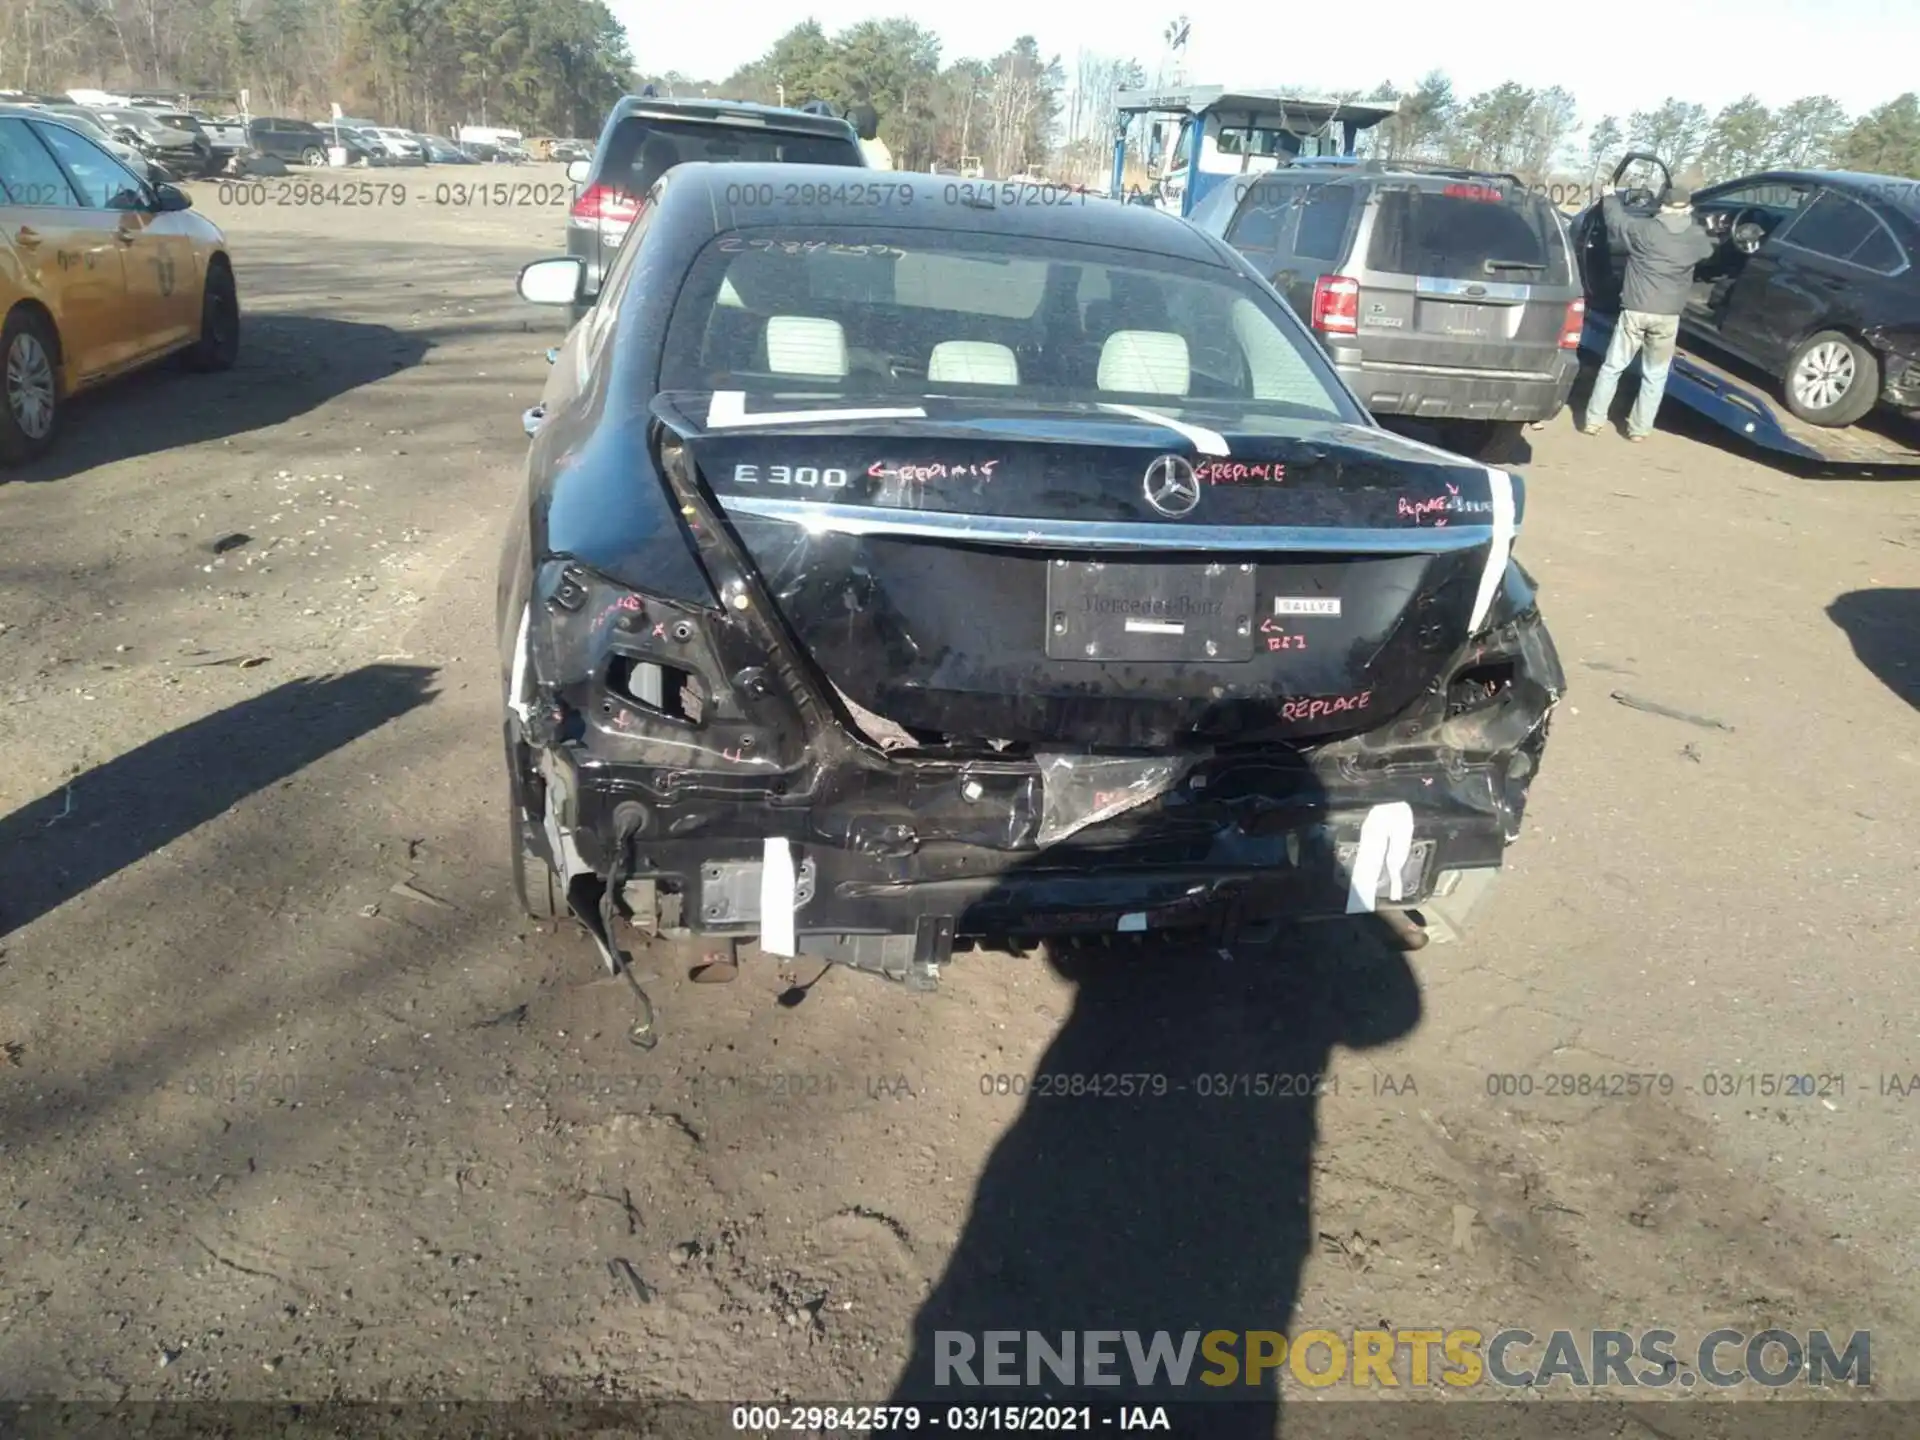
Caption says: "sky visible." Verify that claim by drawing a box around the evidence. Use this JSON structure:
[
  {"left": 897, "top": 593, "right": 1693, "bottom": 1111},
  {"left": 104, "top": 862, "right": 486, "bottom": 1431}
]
[{"left": 609, "top": 0, "right": 1911, "bottom": 135}]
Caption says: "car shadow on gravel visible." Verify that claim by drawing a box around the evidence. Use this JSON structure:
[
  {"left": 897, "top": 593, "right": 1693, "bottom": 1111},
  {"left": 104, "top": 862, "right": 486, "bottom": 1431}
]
[
  {"left": 887, "top": 908, "right": 1423, "bottom": 1433},
  {"left": 8, "top": 316, "right": 432, "bottom": 486},
  {"left": 0, "top": 663, "right": 438, "bottom": 939},
  {"left": 1828, "top": 588, "right": 1920, "bottom": 709}
]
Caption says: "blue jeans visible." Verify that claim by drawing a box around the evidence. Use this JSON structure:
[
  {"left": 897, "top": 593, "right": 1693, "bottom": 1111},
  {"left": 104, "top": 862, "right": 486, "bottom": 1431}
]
[{"left": 1584, "top": 309, "right": 1680, "bottom": 437}]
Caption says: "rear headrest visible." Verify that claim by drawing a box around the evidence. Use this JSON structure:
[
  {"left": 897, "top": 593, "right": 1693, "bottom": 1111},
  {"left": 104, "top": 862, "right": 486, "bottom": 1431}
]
[
  {"left": 927, "top": 341, "right": 1020, "bottom": 386},
  {"left": 1098, "top": 331, "right": 1190, "bottom": 395},
  {"left": 765, "top": 316, "right": 847, "bottom": 377}
]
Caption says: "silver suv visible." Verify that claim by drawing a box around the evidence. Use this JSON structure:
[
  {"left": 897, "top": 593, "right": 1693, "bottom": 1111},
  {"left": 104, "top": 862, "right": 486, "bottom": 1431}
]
[{"left": 1193, "top": 160, "right": 1584, "bottom": 458}]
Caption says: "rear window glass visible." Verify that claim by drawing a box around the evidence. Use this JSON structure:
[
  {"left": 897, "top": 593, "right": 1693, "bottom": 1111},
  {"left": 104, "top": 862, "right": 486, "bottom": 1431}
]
[
  {"left": 1294, "top": 186, "right": 1355, "bottom": 262},
  {"left": 661, "top": 229, "right": 1354, "bottom": 424},
  {"left": 1848, "top": 224, "right": 1904, "bottom": 273},
  {"left": 598, "top": 116, "right": 860, "bottom": 195},
  {"left": 1226, "top": 184, "right": 1296, "bottom": 251},
  {"left": 1366, "top": 186, "right": 1570, "bottom": 284}
]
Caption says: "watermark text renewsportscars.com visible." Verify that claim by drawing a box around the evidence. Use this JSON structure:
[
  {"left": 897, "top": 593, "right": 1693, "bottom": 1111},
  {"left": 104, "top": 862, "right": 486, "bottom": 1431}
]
[{"left": 935, "top": 1328, "right": 1870, "bottom": 1390}]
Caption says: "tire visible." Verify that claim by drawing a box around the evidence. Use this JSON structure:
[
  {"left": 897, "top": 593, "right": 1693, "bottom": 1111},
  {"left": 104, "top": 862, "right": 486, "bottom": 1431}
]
[
  {"left": 509, "top": 781, "right": 564, "bottom": 921},
  {"left": 0, "top": 307, "right": 60, "bottom": 466},
  {"left": 299, "top": 146, "right": 325, "bottom": 166},
  {"left": 1783, "top": 330, "right": 1879, "bottom": 427},
  {"left": 181, "top": 258, "right": 240, "bottom": 373}
]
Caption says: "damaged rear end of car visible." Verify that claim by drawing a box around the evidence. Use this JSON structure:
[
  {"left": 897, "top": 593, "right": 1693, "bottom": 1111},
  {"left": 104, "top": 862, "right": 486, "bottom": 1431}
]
[{"left": 501, "top": 171, "right": 1565, "bottom": 986}]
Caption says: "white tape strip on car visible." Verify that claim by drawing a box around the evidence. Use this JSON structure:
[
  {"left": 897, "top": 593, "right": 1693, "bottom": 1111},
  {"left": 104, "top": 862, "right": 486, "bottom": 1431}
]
[
  {"left": 507, "top": 603, "right": 532, "bottom": 724},
  {"left": 1346, "top": 801, "right": 1415, "bottom": 915},
  {"left": 760, "top": 837, "right": 798, "bottom": 957},
  {"left": 1467, "top": 466, "right": 1516, "bottom": 634},
  {"left": 1098, "top": 403, "right": 1230, "bottom": 457},
  {"left": 705, "top": 390, "right": 927, "bottom": 429}
]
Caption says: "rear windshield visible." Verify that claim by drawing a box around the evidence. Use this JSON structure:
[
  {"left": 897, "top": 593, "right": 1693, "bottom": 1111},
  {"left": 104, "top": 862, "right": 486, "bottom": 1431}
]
[
  {"left": 599, "top": 116, "right": 861, "bottom": 195},
  {"left": 661, "top": 228, "right": 1356, "bottom": 424},
  {"left": 96, "top": 110, "right": 161, "bottom": 133},
  {"left": 1366, "top": 185, "right": 1570, "bottom": 285}
]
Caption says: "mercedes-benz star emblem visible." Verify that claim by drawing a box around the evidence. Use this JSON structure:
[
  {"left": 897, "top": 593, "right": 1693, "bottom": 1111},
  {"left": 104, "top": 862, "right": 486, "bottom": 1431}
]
[{"left": 1143, "top": 454, "right": 1201, "bottom": 517}]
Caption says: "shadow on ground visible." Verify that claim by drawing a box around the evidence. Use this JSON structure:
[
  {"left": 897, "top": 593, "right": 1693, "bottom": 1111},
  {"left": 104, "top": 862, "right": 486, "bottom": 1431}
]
[
  {"left": 1378, "top": 418, "right": 1536, "bottom": 467},
  {"left": 887, "top": 916, "right": 1423, "bottom": 1435},
  {"left": 7, "top": 314, "right": 433, "bottom": 485},
  {"left": 1828, "top": 588, "right": 1920, "bottom": 710},
  {"left": 1569, "top": 355, "right": 1920, "bottom": 480},
  {"left": 0, "top": 663, "right": 438, "bottom": 938}
]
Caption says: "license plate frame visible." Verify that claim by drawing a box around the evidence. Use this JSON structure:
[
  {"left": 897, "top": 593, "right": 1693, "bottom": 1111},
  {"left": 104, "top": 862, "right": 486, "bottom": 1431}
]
[
  {"left": 1045, "top": 560, "right": 1257, "bottom": 662},
  {"left": 1418, "top": 299, "right": 1505, "bottom": 338}
]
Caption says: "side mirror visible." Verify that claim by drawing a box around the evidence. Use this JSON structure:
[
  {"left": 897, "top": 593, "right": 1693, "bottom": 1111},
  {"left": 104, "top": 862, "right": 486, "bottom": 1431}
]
[
  {"left": 517, "top": 256, "right": 585, "bottom": 306},
  {"left": 566, "top": 159, "right": 590, "bottom": 185},
  {"left": 152, "top": 182, "right": 192, "bottom": 213}
]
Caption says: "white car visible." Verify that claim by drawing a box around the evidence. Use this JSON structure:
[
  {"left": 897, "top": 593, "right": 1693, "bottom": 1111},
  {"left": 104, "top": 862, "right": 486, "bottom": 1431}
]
[{"left": 364, "top": 126, "right": 425, "bottom": 164}]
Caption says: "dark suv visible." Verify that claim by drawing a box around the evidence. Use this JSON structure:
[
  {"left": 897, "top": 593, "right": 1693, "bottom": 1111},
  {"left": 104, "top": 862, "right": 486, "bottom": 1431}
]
[
  {"left": 1192, "top": 160, "right": 1584, "bottom": 458},
  {"left": 247, "top": 117, "right": 374, "bottom": 167},
  {"left": 565, "top": 95, "right": 865, "bottom": 320}
]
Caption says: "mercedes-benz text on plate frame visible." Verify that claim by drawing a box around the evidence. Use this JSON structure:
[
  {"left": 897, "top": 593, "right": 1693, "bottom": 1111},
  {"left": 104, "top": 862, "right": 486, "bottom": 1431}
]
[{"left": 1143, "top": 454, "right": 1201, "bottom": 517}]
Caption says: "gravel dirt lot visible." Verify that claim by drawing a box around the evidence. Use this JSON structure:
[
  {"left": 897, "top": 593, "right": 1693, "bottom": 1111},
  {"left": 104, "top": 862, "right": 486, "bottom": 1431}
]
[{"left": 2, "top": 174, "right": 1919, "bottom": 1431}]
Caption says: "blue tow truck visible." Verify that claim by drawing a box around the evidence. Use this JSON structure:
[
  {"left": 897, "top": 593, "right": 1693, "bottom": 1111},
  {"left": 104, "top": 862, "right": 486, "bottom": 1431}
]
[{"left": 1109, "top": 85, "right": 1397, "bottom": 219}]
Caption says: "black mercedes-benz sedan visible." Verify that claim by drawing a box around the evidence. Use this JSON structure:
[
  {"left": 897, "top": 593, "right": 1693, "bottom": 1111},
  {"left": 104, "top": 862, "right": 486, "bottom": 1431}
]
[{"left": 502, "top": 162, "right": 1564, "bottom": 996}]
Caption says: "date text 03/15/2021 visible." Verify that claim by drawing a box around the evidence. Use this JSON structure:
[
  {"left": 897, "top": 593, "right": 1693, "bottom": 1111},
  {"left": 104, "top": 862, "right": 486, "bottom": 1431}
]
[{"left": 729, "top": 1404, "right": 1173, "bottom": 1432}]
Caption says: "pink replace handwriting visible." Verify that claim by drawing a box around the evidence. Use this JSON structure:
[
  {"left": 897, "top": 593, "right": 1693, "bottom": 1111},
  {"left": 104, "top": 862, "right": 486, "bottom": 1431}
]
[
  {"left": 1196, "top": 460, "right": 1284, "bottom": 484},
  {"left": 867, "top": 460, "right": 1001, "bottom": 482},
  {"left": 1398, "top": 496, "right": 1448, "bottom": 525},
  {"left": 1281, "top": 690, "right": 1373, "bottom": 722},
  {"left": 1401, "top": 490, "right": 1495, "bottom": 525}
]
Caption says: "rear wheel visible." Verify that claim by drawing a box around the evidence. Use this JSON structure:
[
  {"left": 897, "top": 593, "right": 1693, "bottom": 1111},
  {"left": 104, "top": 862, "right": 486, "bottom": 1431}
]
[
  {"left": 299, "top": 146, "right": 325, "bottom": 166},
  {"left": 0, "top": 308, "right": 60, "bottom": 466},
  {"left": 1783, "top": 330, "right": 1878, "bottom": 427},
  {"left": 181, "top": 259, "right": 239, "bottom": 372}
]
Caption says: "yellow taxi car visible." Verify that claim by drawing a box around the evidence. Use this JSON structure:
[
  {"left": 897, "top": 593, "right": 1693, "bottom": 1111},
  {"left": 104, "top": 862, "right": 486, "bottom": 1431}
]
[{"left": 0, "top": 107, "right": 238, "bottom": 465}]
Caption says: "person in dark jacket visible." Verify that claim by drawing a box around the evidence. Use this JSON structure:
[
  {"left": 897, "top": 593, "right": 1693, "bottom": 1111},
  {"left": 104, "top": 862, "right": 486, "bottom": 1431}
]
[{"left": 1580, "top": 183, "right": 1717, "bottom": 440}]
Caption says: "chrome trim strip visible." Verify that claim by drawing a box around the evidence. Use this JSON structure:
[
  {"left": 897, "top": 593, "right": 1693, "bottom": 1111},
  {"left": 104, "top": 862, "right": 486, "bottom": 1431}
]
[
  {"left": 1415, "top": 275, "right": 1531, "bottom": 301},
  {"left": 1360, "top": 360, "right": 1561, "bottom": 381},
  {"left": 719, "top": 495, "right": 1492, "bottom": 552}
]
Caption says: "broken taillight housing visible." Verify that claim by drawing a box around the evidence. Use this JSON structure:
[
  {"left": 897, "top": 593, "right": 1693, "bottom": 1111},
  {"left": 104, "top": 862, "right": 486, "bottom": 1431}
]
[
  {"left": 570, "top": 183, "right": 640, "bottom": 227},
  {"left": 1558, "top": 298, "right": 1586, "bottom": 350},
  {"left": 1311, "top": 275, "right": 1360, "bottom": 336}
]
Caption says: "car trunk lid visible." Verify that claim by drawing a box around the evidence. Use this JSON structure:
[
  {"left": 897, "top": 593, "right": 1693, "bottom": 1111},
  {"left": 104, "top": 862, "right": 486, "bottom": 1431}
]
[{"left": 651, "top": 392, "right": 1519, "bottom": 750}]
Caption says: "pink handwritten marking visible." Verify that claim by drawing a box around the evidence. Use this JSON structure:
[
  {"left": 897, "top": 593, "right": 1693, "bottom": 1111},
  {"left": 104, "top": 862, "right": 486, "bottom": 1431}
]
[
  {"left": 721, "top": 746, "right": 745, "bottom": 764},
  {"left": 1266, "top": 634, "right": 1305, "bottom": 652},
  {"left": 618, "top": 595, "right": 643, "bottom": 611},
  {"left": 1402, "top": 491, "right": 1495, "bottom": 525},
  {"left": 1280, "top": 689, "right": 1373, "bottom": 722},
  {"left": 1398, "top": 496, "right": 1448, "bottom": 524},
  {"left": 652, "top": 622, "right": 668, "bottom": 639},
  {"left": 1196, "top": 460, "right": 1284, "bottom": 484},
  {"left": 1091, "top": 788, "right": 1134, "bottom": 810},
  {"left": 868, "top": 459, "right": 1001, "bottom": 482}
]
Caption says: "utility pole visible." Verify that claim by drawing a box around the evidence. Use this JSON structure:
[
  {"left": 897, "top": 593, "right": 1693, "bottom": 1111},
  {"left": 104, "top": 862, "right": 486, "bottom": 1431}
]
[{"left": 1164, "top": 16, "right": 1190, "bottom": 88}]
